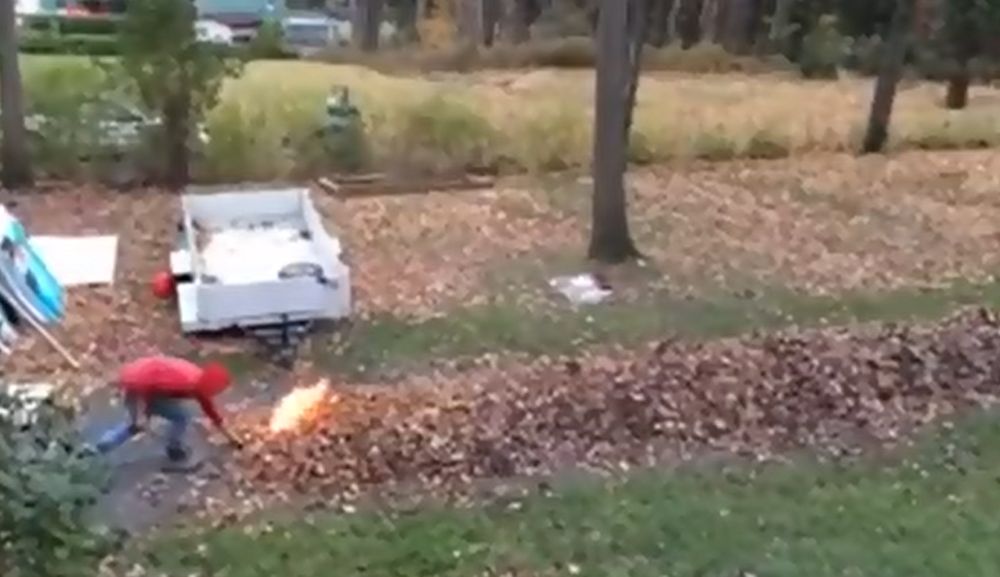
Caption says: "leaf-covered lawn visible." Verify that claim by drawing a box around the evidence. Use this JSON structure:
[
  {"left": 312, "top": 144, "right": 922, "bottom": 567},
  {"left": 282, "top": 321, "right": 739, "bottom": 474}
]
[{"left": 141, "top": 414, "right": 1000, "bottom": 577}]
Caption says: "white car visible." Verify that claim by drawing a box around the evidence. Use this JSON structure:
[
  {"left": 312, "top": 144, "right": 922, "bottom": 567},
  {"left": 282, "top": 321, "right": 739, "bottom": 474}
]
[{"left": 195, "top": 19, "right": 235, "bottom": 46}]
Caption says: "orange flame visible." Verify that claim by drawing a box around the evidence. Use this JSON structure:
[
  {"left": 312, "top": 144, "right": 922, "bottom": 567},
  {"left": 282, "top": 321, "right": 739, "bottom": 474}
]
[{"left": 268, "top": 380, "right": 332, "bottom": 434}]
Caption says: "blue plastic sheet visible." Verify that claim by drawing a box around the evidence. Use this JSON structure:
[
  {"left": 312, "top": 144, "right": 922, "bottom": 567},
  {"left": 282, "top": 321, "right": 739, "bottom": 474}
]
[{"left": 0, "top": 205, "right": 65, "bottom": 325}]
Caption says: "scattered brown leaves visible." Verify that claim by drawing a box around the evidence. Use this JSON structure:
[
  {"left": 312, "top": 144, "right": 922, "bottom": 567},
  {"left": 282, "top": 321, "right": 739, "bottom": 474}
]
[
  {"left": 227, "top": 308, "right": 1000, "bottom": 511},
  {"left": 317, "top": 186, "right": 580, "bottom": 320},
  {"left": 0, "top": 186, "right": 200, "bottom": 391},
  {"left": 632, "top": 150, "right": 1000, "bottom": 293}
]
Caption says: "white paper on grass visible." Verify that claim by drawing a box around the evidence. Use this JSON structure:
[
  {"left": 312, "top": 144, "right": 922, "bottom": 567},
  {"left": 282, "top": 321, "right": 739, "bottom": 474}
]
[
  {"left": 549, "top": 274, "right": 612, "bottom": 305},
  {"left": 29, "top": 235, "right": 119, "bottom": 287}
]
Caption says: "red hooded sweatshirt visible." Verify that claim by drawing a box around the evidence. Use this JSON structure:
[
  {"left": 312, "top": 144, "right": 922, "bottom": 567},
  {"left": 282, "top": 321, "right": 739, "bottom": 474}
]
[{"left": 117, "top": 356, "right": 226, "bottom": 429}]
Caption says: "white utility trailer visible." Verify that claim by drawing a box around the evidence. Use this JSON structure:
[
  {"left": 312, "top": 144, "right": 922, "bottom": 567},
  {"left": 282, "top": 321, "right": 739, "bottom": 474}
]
[{"left": 170, "top": 186, "right": 350, "bottom": 359}]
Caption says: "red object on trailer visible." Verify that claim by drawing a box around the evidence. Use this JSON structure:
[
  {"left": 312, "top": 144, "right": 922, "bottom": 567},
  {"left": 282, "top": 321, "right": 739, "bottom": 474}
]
[{"left": 151, "top": 271, "right": 176, "bottom": 300}]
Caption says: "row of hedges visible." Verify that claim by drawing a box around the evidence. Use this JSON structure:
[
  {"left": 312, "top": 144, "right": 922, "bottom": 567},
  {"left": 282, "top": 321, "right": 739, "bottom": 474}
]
[
  {"left": 317, "top": 33, "right": 1000, "bottom": 83},
  {"left": 19, "top": 33, "right": 121, "bottom": 56},
  {"left": 21, "top": 13, "right": 121, "bottom": 36}
]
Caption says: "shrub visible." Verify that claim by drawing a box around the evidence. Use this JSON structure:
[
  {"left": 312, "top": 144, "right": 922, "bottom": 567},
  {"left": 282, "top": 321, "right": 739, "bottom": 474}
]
[
  {"left": 688, "top": 129, "right": 738, "bottom": 160},
  {"left": 0, "top": 392, "right": 113, "bottom": 577},
  {"left": 798, "top": 14, "right": 848, "bottom": 79},
  {"left": 628, "top": 130, "right": 657, "bottom": 165},
  {"left": 843, "top": 34, "right": 883, "bottom": 74},
  {"left": 742, "top": 128, "right": 792, "bottom": 159},
  {"left": 199, "top": 102, "right": 290, "bottom": 182},
  {"left": 284, "top": 98, "right": 372, "bottom": 177},
  {"left": 19, "top": 33, "right": 120, "bottom": 56},
  {"left": 900, "top": 116, "right": 1000, "bottom": 151},
  {"left": 516, "top": 36, "right": 596, "bottom": 68},
  {"left": 389, "top": 94, "right": 498, "bottom": 175},
  {"left": 118, "top": 0, "right": 243, "bottom": 187},
  {"left": 247, "top": 20, "right": 294, "bottom": 60},
  {"left": 504, "top": 105, "right": 589, "bottom": 172},
  {"left": 531, "top": 0, "right": 594, "bottom": 40},
  {"left": 318, "top": 37, "right": 795, "bottom": 75},
  {"left": 21, "top": 14, "right": 119, "bottom": 36},
  {"left": 21, "top": 63, "right": 112, "bottom": 177}
]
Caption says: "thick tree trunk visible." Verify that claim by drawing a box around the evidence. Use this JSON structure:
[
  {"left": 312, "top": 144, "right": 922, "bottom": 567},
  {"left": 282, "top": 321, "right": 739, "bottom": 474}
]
[
  {"left": 677, "top": 0, "right": 703, "bottom": 47},
  {"left": 723, "top": 0, "right": 757, "bottom": 54},
  {"left": 0, "top": 0, "right": 32, "bottom": 188},
  {"left": 624, "top": 0, "right": 650, "bottom": 136},
  {"left": 862, "top": 0, "right": 914, "bottom": 154},
  {"left": 647, "top": 0, "right": 675, "bottom": 47},
  {"left": 589, "top": 0, "right": 641, "bottom": 263},
  {"left": 699, "top": 0, "right": 719, "bottom": 42},
  {"left": 767, "top": 0, "right": 793, "bottom": 52},
  {"left": 457, "top": 0, "right": 484, "bottom": 44},
  {"left": 397, "top": 0, "right": 420, "bottom": 43},
  {"left": 945, "top": 58, "right": 971, "bottom": 109},
  {"left": 163, "top": 81, "right": 192, "bottom": 190},
  {"left": 353, "top": 0, "right": 384, "bottom": 52},
  {"left": 501, "top": 0, "right": 530, "bottom": 42},
  {"left": 666, "top": 0, "right": 682, "bottom": 43},
  {"left": 482, "top": 0, "right": 501, "bottom": 46}
]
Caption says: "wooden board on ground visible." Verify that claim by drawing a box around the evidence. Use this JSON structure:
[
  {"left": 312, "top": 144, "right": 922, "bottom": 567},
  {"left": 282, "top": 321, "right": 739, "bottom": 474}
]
[{"left": 316, "top": 174, "right": 495, "bottom": 199}]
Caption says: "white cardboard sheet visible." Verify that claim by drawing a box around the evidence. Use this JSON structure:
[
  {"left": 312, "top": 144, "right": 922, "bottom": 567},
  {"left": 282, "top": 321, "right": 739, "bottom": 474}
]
[{"left": 29, "top": 235, "right": 119, "bottom": 287}]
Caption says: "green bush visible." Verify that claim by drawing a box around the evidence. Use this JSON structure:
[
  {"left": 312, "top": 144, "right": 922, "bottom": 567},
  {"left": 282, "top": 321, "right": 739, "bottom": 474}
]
[
  {"left": 689, "top": 130, "right": 738, "bottom": 160},
  {"left": 21, "top": 14, "right": 119, "bottom": 36},
  {"left": 247, "top": 20, "right": 295, "bottom": 60},
  {"left": 199, "top": 102, "right": 289, "bottom": 182},
  {"left": 319, "top": 38, "right": 791, "bottom": 75},
  {"left": 21, "top": 62, "right": 113, "bottom": 176},
  {"left": 742, "top": 128, "right": 792, "bottom": 159},
  {"left": 19, "top": 33, "right": 120, "bottom": 56},
  {"left": 390, "top": 95, "right": 498, "bottom": 174},
  {"left": 798, "top": 14, "right": 848, "bottom": 79},
  {"left": 843, "top": 34, "right": 883, "bottom": 74},
  {"left": 504, "top": 105, "right": 588, "bottom": 172},
  {"left": 0, "top": 393, "right": 113, "bottom": 577}
]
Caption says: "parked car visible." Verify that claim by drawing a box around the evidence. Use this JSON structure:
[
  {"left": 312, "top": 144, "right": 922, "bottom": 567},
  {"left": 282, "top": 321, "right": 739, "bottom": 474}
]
[
  {"left": 281, "top": 12, "right": 341, "bottom": 55},
  {"left": 195, "top": 18, "right": 235, "bottom": 45}
]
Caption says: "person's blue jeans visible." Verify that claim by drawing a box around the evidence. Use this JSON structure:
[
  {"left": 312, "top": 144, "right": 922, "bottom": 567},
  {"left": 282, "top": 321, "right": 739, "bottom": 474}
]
[{"left": 95, "top": 394, "right": 190, "bottom": 458}]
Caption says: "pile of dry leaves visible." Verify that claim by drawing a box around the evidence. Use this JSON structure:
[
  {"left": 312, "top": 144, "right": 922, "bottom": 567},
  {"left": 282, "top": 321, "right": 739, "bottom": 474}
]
[{"left": 228, "top": 308, "right": 1000, "bottom": 506}]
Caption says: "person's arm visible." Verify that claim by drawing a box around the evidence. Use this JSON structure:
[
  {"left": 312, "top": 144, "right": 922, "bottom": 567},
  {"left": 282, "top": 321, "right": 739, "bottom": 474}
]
[{"left": 196, "top": 395, "right": 243, "bottom": 449}]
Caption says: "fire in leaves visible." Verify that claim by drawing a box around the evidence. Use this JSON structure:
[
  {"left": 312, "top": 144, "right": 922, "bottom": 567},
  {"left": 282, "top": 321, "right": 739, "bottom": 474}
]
[{"left": 268, "top": 380, "right": 333, "bottom": 434}]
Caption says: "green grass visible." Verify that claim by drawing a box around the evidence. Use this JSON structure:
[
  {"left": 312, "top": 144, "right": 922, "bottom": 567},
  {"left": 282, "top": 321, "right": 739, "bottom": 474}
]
[
  {"left": 314, "top": 279, "right": 1000, "bottom": 375},
  {"left": 141, "top": 413, "right": 1000, "bottom": 577}
]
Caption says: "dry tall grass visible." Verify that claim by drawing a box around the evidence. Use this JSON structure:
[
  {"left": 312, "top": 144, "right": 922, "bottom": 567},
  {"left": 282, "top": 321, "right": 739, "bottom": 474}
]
[
  {"left": 216, "top": 61, "right": 1000, "bottom": 172},
  {"left": 20, "top": 55, "right": 1000, "bottom": 180}
]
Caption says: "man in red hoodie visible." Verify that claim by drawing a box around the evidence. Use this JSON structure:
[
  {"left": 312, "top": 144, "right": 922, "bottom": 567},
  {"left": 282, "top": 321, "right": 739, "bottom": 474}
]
[{"left": 94, "top": 356, "right": 243, "bottom": 470}]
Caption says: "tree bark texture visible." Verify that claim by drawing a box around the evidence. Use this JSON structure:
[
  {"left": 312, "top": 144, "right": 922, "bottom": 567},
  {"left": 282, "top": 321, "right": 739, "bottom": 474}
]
[
  {"left": 163, "top": 77, "right": 192, "bottom": 190},
  {"left": 862, "top": 0, "right": 914, "bottom": 154},
  {"left": 501, "top": 0, "right": 531, "bottom": 42},
  {"left": 353, "top": 0, "right": 384, "bottom": 51},
  {"left": 647, "top": 0, "right": 675, "bottom": 46},
  {"left": 481, "top": 0, "right": 501, "bottom": 45},
  {"left": 767, "top": 0, "right": 794, "bottom": 52},
  {"left": 945, "top": 60, "right": 971, "bottom": 109},
  {"left": 457, "top": 0, "right": 484, "bottom": 43},
  {"left": 723, "top": 0, "right": 758, "bottom": 53},
  {"left": 589, "top": 0, "right": 641, "bottom": 263},
  {"left": 676, "top": 0, "right": 703, "bottom": 47},
  {"left": 699, "top": 0, "right": 719, "bottom": 42},
  {"left": 0, "top": 0, "right": 33, "bottom": 188}
]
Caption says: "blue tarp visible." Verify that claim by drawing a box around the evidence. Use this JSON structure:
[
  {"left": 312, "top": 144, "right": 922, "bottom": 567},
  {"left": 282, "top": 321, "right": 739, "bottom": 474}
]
[{"left": 0, "top": 205, "right": 65, "bottom": 326}]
